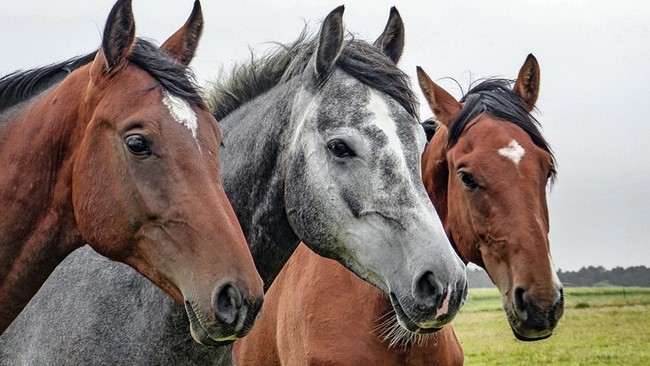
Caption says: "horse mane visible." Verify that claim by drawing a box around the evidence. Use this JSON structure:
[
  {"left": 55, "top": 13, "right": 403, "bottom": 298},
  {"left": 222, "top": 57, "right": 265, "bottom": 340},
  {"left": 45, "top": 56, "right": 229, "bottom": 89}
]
[
  {"left": 0, "top": 39, "right": 204, "bottom": 116},
  {"left": 448, "top": 79, "right": 557, "bottom": 181},
  {"left": 207, "top": 30, "right": 418, "bottom": 121},
  {"left": 0, "top": 53, "right": 97, "bottom": 114}
]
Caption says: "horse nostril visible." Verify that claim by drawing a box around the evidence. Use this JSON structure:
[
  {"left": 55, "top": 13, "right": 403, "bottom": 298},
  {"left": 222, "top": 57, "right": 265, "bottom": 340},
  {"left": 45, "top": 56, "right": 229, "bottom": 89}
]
[
  {"left": 213, "top": 283, "right": 243, "bottom": 326},
  {"left": 415, "top": 271, "right": 439, "bottom": 307},
  {"left": 514, "top": 286, "right": 527, "bottom": 312}
]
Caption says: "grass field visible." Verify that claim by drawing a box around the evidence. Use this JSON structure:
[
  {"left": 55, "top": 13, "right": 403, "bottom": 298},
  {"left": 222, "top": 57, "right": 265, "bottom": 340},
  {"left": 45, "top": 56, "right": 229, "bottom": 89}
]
[{"left": 454, "top": 287, "right": 650, "bottom": 365}]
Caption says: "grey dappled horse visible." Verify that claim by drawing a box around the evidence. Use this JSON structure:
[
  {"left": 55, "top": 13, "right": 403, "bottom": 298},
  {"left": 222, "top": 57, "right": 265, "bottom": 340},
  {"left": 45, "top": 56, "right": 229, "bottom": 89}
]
[{"left": 0, "top": 7, "right": 466, "bottom": 365}]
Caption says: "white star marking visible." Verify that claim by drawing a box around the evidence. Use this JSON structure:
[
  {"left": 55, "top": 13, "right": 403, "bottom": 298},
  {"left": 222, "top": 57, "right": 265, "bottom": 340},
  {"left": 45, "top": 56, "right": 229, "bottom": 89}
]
[{"left": 498, "top": 139, "right": 525, "bottom": 165}]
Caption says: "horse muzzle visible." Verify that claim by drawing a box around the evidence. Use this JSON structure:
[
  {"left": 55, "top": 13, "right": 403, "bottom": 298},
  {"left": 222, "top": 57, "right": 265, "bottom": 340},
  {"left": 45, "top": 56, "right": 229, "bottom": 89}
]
[
  {"left": 389, "top": 274, "right": 467, "bottom": 333},
  {"left": 507, "top": 286, "right": 564, "bottom": 341},
  {"left": 184, "top": 281, "right": 264, "bottom": 346}
]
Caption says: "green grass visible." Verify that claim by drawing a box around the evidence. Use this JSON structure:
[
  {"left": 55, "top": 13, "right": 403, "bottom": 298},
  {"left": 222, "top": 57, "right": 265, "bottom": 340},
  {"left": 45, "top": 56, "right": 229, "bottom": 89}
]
[{"left": 454, "top": 287, "right": 650, "bottom": 365}]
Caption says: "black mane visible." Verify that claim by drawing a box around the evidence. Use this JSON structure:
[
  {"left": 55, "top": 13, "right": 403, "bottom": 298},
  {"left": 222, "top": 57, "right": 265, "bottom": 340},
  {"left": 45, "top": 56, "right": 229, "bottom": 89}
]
[
  {"left": 0, "top": 53, "right": 97, "bottom": 113},
  {"left": 447, "top": 79, "right": 556, "bottom": 180},
  {"left": 0, "top": 39, "right": 204, "bottom": 115},
  {"left": 207, "top": 31, "right": 418, "bottom": 121}
]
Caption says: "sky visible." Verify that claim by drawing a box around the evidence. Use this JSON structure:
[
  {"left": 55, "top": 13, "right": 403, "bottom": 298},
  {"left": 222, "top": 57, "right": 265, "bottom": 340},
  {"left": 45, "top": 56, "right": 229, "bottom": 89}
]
[{"left": 1, "top": 0, "right": 648, "bottom": 271}]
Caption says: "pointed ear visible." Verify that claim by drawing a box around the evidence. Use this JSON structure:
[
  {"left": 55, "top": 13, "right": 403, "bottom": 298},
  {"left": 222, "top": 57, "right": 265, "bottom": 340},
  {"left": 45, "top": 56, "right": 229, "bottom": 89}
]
[
  {"left": 314, "top": 5, "right": 345, "bottom": 80},
  {"left": 91, "top": 0, "right": 135, "bottom": 78},
  {"left": 161, "top": 0, "right": 203, "bottom": 67},
  {"left": 373, "top": 7, "right": 405, "bottom": 64},
  {"left": 513, "top": 54, "right": 540, "bottom": 112},
  {"left": 416, "top": 66, "right": 461, "bottom": 127}
]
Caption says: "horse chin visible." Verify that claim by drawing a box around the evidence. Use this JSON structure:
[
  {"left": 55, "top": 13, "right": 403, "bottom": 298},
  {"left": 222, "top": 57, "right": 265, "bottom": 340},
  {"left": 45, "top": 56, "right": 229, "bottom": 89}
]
[
  {"left": 184, "top": 301, "right": 237, "bottom": 347},
  {"left": 505, "top": 306, "right": 555, "bottom": 342},
  {"left": 389, "top": 293, "right": 443, "bottom": 335},
  {"left": 511, "top": 326, "right": 553, "bottom": 342}
]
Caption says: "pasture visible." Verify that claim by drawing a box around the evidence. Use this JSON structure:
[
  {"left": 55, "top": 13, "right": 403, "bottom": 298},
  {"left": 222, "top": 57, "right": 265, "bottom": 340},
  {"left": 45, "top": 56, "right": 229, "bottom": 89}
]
[{"left": 453, "top": 287, "right": 650, "bottom": 365}]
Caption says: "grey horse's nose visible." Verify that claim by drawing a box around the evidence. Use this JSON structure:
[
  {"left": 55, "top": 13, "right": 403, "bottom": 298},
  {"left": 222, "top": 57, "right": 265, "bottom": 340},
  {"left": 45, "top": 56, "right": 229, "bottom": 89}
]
[{"left": 212, "top": 282, "right": 243, "bottom": 326}]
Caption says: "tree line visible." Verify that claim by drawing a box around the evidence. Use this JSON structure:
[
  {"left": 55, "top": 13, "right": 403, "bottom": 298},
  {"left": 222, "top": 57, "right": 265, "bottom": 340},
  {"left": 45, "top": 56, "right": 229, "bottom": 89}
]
[{"left": 467, "top": 265, "right": 650, "bottom": 288}]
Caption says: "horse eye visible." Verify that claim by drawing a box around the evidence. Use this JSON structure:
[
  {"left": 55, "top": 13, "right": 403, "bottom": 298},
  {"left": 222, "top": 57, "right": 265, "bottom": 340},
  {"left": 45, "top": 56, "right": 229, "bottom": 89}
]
[
  {"left": 125, "top": 135, "right": 151, "bottom": 157},
  {"left": 458, "top": 171, "right": 478, "bottom": 189},
  {"left": 327, "top": 139, "right": 355, "bottom": 158}
]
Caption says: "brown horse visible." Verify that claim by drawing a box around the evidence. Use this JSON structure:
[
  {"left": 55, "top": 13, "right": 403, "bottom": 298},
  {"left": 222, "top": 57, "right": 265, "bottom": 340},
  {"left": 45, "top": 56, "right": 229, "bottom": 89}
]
[
  {"left": 0, "top": 0, "right": 263, "bottom": 342},
  {"left": 234, "top": 54, "right": 563, "bottom": 365}
]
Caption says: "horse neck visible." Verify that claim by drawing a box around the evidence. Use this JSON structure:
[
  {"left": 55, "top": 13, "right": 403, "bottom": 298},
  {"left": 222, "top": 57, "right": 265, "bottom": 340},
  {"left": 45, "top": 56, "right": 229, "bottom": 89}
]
[
  {"left": 219, "top": 82, "right": 301, "bottom": 290},
  {"left": 0, "top": 71, "right": 89, "bottom": 245},
  {"left": 0, "top": 70, "right": 89, "bottom": 331}
]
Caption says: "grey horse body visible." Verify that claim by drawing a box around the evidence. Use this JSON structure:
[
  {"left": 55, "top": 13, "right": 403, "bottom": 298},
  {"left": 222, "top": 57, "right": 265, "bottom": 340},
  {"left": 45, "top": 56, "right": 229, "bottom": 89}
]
[{"left": 1, "top": 8, "right": 467, "bottom": 365}]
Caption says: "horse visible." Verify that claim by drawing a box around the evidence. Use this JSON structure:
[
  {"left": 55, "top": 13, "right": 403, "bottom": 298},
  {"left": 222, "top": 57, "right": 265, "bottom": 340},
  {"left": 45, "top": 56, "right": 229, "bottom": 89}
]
[
  {"left": 0, "top": 6, "right": 467, "bottom": 365},
  {"left": 0, "top": 0, "right": 264, "bottom": 342},
  {"left": 232, "top": 54, "right": 564, "bottom": 365},
  {"left": 418, "top": 57, "right": 563, "bottom": 340}
]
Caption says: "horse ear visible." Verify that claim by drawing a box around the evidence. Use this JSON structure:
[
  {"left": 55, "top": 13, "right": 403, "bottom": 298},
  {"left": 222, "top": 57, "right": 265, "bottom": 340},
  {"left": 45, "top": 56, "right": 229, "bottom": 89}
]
[
  {"left": 161, "top": 0, "right": 203, "bottom": 67},
  {"left": 513, "top": 54, "right": 540, "bottom": 112},
  {"left": 373, "top": 7, "right": 405, "bottom": 64},
  {"left": 314, "top": 5, "right": 345, "bottom": 80},
  {"left": 416, "top": 66, "right": 461, "bottom": 127},
  {"left": 91, "top": 0, "right": 135, "bottom": 78}
]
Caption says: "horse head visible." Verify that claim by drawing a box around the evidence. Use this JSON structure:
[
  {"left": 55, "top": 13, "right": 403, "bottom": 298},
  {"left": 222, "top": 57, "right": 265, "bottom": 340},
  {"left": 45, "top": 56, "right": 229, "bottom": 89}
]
[
  {"left": 71, "top": 0, "right": 263, "bottom": 344},
  {"left": 418, "top": 56, "right": 564, "bottom": 340},
  {"left": 283, "top": 7, "right": 467, "bottom": 333}
]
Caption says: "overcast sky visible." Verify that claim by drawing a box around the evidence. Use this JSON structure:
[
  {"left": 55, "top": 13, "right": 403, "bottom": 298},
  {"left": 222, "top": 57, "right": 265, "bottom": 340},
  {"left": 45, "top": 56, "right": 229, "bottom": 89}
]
[{"left": 2, "top": 1, "right": 648, "bottom": 271}]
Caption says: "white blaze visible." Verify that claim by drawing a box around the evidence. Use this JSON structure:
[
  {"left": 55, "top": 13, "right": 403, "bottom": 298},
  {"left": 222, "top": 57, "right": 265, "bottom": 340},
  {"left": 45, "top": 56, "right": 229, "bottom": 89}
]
[
  {"left": 162, "top": 91, "right": 198, "bottom": 143},
  {"left": 498, "top": 139, "right": 525, "bottom": 165},
  {"left": 368, "top": 90, "right": 411, "bottom": 177}
]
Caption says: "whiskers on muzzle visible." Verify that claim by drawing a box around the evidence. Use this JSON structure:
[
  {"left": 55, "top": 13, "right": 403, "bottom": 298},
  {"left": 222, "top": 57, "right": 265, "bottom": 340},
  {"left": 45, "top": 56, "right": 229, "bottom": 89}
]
[{"left": 372, "top": 308, "right": 437, "bottom": 350}]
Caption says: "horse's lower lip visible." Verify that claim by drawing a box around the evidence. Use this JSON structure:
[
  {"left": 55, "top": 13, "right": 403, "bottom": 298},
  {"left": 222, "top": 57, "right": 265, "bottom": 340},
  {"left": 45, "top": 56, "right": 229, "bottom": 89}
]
[
  {"left": 506, "top": 306, "right": 555, "bottom": 341},
  {"left": 511, "top": 326, "right": 553, "bottom": 342},
  {"left": 389, "top": 293, "right": 442, "bottom": 334},
  {"left": 194, "top": 335, "right": 236, "bottom": 347}
]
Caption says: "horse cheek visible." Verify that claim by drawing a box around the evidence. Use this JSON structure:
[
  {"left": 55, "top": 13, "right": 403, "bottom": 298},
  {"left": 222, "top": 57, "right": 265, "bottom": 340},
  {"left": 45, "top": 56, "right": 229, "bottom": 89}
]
[{"left": 71, "top": 136, "right": 132, "bottom": 259}]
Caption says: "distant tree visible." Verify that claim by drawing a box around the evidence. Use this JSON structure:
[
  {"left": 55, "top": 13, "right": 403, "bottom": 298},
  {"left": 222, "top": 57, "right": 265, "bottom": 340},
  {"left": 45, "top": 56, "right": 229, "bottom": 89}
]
[
  {"left": 558, "top": 265, "right": 650, "bottom": 287},
  {"left": 609, "top": 265, "right": 650, "bottom": 287},
  {"left": 467, "top": 265, "right": 650, "bottom": 288}
]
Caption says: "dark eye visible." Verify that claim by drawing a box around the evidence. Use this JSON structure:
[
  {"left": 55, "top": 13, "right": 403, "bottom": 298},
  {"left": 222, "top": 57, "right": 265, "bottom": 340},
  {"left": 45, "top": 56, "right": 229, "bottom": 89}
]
[
  {"left": 458, "top": 171, "right": 478, "bottom": 189},
  {"left": 125, "top": 135, "right": 151, "bottom": 157},
  {"left": 327, "top": 139, "right": 355, "bottom": 158}
]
